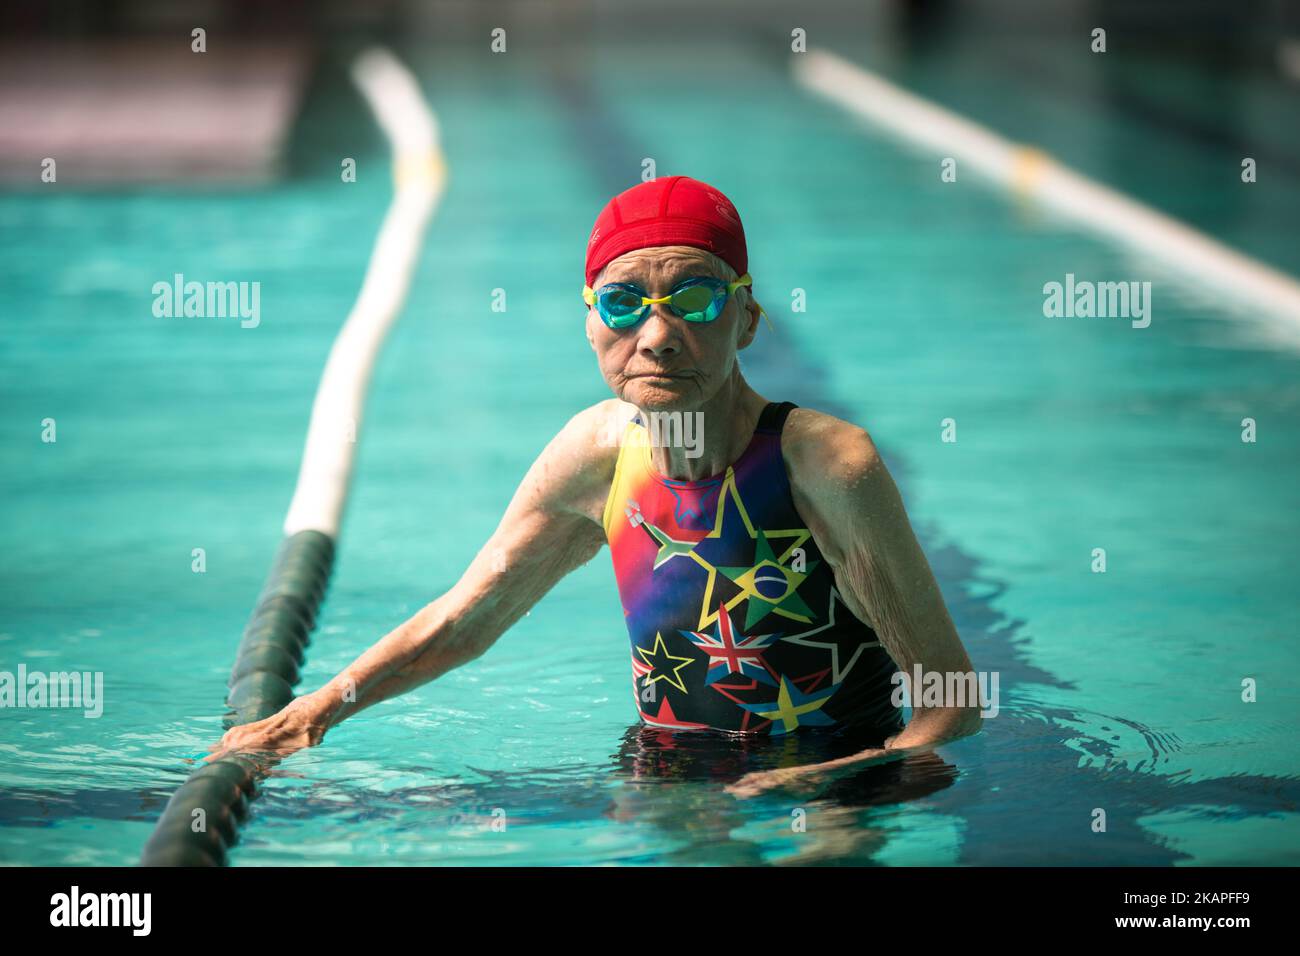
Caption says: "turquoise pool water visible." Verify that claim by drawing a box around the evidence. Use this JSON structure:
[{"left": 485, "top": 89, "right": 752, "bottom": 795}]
[{"left": 2, "top": 35, "right": 1298, "bottom": 866}]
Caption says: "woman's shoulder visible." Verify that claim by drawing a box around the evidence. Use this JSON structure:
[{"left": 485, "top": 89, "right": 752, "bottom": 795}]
[{"left": 781, "top": 405, "right": 884, "bottom": 491}]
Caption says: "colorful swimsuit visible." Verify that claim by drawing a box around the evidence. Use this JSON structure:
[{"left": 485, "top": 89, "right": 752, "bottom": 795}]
[{"left": 602, "top": 401, "right": 903, "bottom": 736}]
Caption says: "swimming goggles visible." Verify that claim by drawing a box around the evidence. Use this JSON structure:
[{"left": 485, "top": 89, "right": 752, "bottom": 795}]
[{"left": 583, "top": 274, "right": 756, "bottom": 329}]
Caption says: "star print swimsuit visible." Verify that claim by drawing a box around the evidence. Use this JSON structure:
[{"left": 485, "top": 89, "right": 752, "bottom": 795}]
[{"left": 603, "top": 401, "right": 904, "bottom": 737}]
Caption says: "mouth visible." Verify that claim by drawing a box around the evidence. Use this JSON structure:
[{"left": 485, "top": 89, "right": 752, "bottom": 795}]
[{"left": 629, "top": 371, "right": 689, "bottom": 380}]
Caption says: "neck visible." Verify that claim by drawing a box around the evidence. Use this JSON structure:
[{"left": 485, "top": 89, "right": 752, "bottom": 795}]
[{"left": 641, "top": 370, "right": 768, "bottom": 481}]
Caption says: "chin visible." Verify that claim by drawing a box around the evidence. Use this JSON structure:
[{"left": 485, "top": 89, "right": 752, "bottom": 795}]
[{"left": 623, "top": 379, "right": 699, "bottom": 413}]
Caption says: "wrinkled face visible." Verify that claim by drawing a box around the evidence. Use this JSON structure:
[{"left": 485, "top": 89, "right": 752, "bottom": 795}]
[{"left": 586, "top": 245, "right": 759, "bottom": 413}]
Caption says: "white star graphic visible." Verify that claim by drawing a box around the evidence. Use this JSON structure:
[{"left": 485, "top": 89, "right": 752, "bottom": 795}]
[{"left": 779, "top": 587, "right": 882, "bottom": 684}]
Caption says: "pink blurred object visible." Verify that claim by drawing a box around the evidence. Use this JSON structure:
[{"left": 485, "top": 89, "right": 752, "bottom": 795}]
[{"left": 0, "top": 39, "right": 312, "bottom": 186}]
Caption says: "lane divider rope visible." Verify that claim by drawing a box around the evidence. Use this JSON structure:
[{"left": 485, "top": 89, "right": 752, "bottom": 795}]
[
  {"left": 141, "top": 47, "right": 446, "bottom": 866},
  {"left": 794, "top": 48, "right": 1300, "bottom": 336}
]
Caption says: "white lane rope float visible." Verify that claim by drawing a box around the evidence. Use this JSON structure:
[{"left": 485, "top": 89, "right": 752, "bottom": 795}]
[
  {"left": 142, "top": 48, "right": 446, "bottom": 866},
  {"left": 795, "top": 48, "right": 1300, "bottom": 338}
]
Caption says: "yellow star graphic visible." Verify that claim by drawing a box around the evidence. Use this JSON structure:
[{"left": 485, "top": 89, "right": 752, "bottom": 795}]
[
  {"left": 687, "top": 470, "right": 813, "bottom": 630},
  {"left": 634, "top": 631, "right": 695, "bottom": 694}
]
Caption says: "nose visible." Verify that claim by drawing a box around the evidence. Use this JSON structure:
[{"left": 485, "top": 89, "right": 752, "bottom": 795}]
[{"left": 635, "top": 303, "right": 682, "bottom": 358}]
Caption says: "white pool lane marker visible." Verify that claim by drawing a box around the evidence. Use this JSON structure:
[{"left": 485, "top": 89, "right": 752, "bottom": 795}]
[
  {"left": 794, "top": 48, "right": 1300, "bottom": 334},
  {"left": 283, "top": 47, "right": 447, "bottom": 539}
]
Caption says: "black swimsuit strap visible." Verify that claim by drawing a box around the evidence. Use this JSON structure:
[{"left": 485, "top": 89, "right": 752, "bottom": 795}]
[{"left": 755, "top": 400, "right": 798, "bottom": 435}]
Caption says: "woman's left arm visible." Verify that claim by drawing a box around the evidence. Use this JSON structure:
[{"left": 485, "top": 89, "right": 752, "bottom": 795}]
[{"left": 726, "top": 412, "right": 981, "bottom": 797}]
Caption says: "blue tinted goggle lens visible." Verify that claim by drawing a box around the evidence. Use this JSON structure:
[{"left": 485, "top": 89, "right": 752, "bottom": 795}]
[{"left": 595, "top": 278, "right": 728, "bottom": 328}]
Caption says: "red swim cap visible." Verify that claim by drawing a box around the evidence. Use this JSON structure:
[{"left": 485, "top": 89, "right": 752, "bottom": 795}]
[{"left": 584, "top": 175, "right": 748, "bottom": 288}]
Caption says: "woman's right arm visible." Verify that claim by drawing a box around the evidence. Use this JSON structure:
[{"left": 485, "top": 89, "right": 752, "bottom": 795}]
[{"left": 206, "top": 401, "right": 621, "bottom": 761}]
